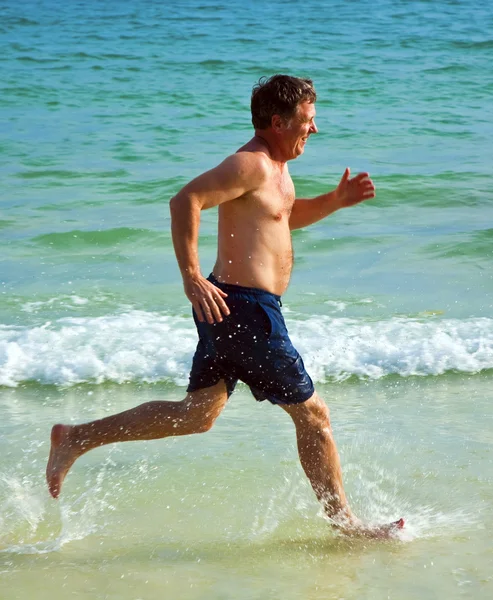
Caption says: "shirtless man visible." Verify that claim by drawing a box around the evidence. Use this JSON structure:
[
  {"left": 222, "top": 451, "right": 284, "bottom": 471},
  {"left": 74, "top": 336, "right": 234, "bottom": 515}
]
[{"left": 47, "top": 75, "right": 404, "bottom": 538}]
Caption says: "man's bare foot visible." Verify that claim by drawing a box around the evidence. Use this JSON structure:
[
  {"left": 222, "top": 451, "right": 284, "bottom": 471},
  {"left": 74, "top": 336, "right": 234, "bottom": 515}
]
[
  {"left": 332, "top": 515, "right": 405, "bottom": 540},
  {"left": 46, "top": 424, "right": 81, "bottom": 498}
]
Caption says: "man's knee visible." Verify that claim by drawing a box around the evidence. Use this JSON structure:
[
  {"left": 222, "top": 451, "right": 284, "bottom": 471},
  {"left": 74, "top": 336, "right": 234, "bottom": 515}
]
[
  {"left": 173, "top": 399, "right": 215, "bottom": 434},
  {"left": 299, "top": 398, "right": 334, "bottom": 448},
  {"left": 176, "top": 384, "right": 228, "bottom": 434},
  {"left": 190, "top": 413, "right": 215, "bottom": 434}
]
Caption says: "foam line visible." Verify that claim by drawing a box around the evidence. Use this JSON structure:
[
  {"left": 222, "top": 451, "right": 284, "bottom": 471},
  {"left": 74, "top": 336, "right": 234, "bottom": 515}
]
[{"left": 1, "top": 311, "right": 492, "bottom": 387}]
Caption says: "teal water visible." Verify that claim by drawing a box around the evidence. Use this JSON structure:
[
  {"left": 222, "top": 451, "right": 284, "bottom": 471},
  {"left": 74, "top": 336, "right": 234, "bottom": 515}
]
[{"left": 1, "top": 0, "right": 493, "bottom": 598}]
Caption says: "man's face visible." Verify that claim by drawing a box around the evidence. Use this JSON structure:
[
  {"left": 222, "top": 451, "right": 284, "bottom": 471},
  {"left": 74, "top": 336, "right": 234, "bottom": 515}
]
[{"left": 282, "top": 101, "right": 318, "bottom": 159}]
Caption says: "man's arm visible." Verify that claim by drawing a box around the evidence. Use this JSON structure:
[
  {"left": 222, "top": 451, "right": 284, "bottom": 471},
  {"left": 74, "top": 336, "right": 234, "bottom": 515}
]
[
  {"left": 289, "top": 168, "right": 376, "bottom": 230},
  {"left": 170, "top": 152, "right": 266, "bottom": 324}
]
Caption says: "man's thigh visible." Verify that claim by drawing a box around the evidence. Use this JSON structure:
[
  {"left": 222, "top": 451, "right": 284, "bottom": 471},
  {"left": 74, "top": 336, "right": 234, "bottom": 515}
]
[{"left": 279, "top": 391, "right": 330, "bottom": 426}]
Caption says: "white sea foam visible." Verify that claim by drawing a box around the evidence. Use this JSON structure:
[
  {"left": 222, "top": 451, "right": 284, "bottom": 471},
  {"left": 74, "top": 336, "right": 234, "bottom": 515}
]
[
  {"left": 289, "top": 315, "right": 493, "bottom": 382},
  {"left": 21, "top": 295, "right": 94, "bottom": 313},
  {"left": 0, "top": 311, "right": 492, "bottom": 387}
]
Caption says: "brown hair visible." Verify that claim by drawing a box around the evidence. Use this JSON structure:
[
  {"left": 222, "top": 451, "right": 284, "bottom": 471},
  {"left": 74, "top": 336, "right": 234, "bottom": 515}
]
[{"left": 251, "top": 74, "right": 317, "bottom": 130}]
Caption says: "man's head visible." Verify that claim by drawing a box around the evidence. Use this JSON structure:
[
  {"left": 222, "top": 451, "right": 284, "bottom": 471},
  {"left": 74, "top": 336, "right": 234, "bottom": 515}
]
[
  {"left": 251, "top": 75, "right": 318, "bottom": 160},
  {"left": 251, "top": 74, "right": 317, "bottom": 130}
]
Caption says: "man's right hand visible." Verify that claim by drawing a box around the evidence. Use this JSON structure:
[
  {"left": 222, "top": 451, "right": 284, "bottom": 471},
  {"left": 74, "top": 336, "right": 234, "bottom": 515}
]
[{"left": 184, "top": 275, "right": 230, "bottom": 324}]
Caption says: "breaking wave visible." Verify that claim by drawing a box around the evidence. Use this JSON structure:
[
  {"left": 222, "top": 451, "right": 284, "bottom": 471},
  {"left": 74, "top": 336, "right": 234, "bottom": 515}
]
[{"left": 1, "top": 311, "right": 492, "bottom": 387}]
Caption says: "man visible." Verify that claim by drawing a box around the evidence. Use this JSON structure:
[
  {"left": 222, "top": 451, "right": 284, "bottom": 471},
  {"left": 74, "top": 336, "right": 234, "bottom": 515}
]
[{"left": 47, "top": 75, "right": 404, "bottom": 538}]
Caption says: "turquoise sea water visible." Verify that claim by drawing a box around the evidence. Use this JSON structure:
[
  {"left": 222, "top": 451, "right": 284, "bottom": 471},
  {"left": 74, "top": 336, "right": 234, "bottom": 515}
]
[{"left": 1, "top": 0, "right": 493, "bottom": 598}]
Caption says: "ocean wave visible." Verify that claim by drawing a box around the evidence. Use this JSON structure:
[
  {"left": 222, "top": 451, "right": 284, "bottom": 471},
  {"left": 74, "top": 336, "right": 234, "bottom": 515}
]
[
  {"left": 422, "top": 228, "right": 493, "bottom": 259},
  {"left": 1, "top": 311, "right": 492, "bottom": 388},
  {"left": 31, "top": 227, "right": 165, "bottom": 250}
]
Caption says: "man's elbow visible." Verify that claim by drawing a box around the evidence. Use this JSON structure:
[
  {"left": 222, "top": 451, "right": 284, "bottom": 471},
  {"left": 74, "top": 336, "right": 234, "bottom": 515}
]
[
  {"left": 169, "top": 192, "right": 201, "bottom": 216},
  {"left": 169, "top": 194, "right": 178, "bottom": 216},
  {"left": 169, "top": 193, "right": 187, "bottom": 219}
]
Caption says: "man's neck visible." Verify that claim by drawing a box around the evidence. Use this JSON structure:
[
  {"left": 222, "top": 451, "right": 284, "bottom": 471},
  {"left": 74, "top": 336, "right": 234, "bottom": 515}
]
[{"left": 254, "top": 132, "right": 287, "bottom": 167}]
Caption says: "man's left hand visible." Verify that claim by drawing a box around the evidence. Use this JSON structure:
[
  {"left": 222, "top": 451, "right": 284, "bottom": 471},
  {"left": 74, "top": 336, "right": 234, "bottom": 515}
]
[{"left": 336, "top": 168, "right": 376, "bottom": 208}]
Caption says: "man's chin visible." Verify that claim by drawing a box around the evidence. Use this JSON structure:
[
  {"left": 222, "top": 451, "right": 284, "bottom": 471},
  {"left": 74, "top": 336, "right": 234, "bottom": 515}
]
[{"left": 289, "top": 146, "right": 305, "bottom": 160}]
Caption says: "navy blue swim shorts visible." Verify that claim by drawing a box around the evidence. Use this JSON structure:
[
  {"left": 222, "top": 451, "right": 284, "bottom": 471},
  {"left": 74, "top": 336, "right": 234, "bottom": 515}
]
[{"left": 187, "top": 274, "right": 314, "bottom": 405}]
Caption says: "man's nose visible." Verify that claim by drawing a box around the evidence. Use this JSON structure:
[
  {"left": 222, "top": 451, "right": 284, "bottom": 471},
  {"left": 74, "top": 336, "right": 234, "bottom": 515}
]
[{"left": 310, "top": 121, "right": 318, "bottom": 134}]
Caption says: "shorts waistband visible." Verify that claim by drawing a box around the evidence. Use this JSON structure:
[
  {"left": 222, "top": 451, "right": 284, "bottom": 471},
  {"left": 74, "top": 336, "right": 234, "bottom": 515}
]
[{"left": 208, "top": 274, "right": 282, "bottom": 304}]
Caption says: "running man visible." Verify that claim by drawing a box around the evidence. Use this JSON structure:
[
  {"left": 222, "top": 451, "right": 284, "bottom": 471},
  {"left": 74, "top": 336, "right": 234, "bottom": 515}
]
[{"left": 47, "top": 75, "right": 404, "bottom": 538}]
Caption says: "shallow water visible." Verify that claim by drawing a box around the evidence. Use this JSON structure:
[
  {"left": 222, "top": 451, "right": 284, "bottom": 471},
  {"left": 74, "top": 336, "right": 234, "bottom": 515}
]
[
  {"left": 1, "top": 377, "right": 493, "bottom": 598},
  {"left": 2, "top": 0, "right": 493, "bottom": 597}
]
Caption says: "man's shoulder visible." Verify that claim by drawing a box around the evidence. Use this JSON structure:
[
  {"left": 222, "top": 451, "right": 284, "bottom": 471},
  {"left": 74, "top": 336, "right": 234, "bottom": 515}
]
[{"left": 220, "top": 149, "right": 271, "bottom": 181}]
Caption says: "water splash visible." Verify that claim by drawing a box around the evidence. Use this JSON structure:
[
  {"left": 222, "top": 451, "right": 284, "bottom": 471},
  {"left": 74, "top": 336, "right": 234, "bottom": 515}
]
[
  {"left": 0, "top": 454, "right": 124, "bottom": 555},
  {"left": 251, "top": 474, "right": 315, "bottom": 539},
  {"left": 0, "top": 473, "right": 45, "bottom": 546},
  {"left": 249, "top": 449, "right": 479, "bottom": 545}
]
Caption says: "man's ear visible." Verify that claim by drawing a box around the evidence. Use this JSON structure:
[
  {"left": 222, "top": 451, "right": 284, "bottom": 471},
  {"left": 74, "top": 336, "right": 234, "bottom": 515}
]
[{"left": 271, "top": 114, "right": 284, "bottom": 133}]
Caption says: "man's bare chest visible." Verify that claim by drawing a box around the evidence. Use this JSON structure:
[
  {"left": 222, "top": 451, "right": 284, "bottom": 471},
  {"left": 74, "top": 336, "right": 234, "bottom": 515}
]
[
  {"left": 257, "top": 171, "right": 295, "bottom": 219},
  {"left": 220, "top": 169, "right": 295, "bottom": 224}
]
